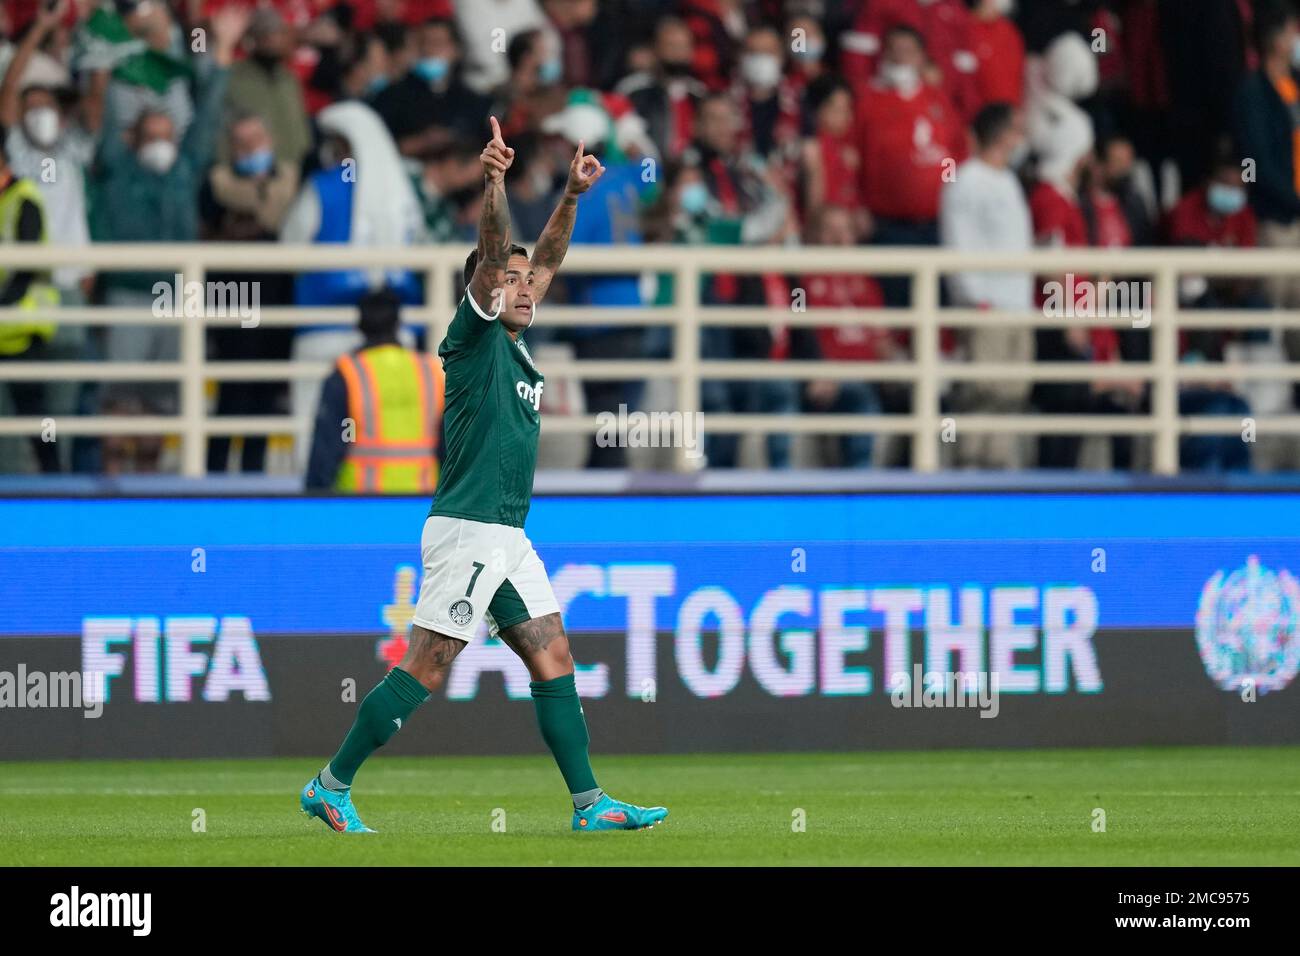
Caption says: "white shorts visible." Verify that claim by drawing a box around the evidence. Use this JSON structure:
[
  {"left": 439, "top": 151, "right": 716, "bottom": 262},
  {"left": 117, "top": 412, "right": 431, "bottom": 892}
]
[{"left": 411, "top": 515, "right": 561, "bottom": 643}]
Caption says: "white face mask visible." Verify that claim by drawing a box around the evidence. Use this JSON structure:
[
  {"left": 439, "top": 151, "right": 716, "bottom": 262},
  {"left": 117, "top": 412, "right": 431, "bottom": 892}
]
[
  {"left": 741, "top": 52, "right": 782, "bottom": 89},
  {"left": 138, "top": 139, "right": 178, "bottom": 175},
  {"left": 993, "top": 0, "right": 1017, "bottom": 16},
  {"left": 881, "top": 62, "right": 921, "bottom": 96},
  {"left": 23, "top": 107, "right": 61, "bottom": 148}
]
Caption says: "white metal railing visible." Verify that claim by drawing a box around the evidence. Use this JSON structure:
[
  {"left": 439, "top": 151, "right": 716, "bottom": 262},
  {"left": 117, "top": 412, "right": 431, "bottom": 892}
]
[{"left": 1, "top": 243, "right": 1299, "bottom": 476}]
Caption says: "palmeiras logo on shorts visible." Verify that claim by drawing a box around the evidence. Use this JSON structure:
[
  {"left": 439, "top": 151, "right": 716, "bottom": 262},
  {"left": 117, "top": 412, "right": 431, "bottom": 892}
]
[
  {"left": 448, "top": 599, "right": 474, "bottom": 628},
  {"left": 1195, "top": 555, "right": 1300, "bottom": 695}
]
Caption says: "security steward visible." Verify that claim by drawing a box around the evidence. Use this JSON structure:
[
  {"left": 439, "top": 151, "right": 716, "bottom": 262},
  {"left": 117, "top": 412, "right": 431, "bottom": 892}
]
[
  {"left": 0, "top": 135, "right": 60, "bottom": 472},
  {"left": 306, "top": 288, "right": 444, "bottom": 491}
]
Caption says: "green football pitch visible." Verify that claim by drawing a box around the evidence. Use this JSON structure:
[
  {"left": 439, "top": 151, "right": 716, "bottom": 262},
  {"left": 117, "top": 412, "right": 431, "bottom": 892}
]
[{"left": 2, "top": 747, "right": 1298, "bottom": 866}]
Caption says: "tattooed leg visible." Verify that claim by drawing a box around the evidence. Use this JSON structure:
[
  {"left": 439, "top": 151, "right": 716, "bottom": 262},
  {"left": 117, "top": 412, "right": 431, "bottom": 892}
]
[
  {"left": 400, "top": 624, "right": 468, "bottom": 693},
  {"left": 500, "top": 612, "right": 573, "bottom": 681}
]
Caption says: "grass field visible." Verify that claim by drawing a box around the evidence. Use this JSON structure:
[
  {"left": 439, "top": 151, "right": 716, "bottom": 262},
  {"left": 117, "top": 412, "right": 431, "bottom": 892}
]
[{"left": 2, "top": 747, "right": 1298, "bottom": 865}]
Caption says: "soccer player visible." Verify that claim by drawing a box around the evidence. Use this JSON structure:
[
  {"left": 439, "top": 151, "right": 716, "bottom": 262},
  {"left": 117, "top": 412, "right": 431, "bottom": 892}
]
[{"left": 301, "top": 117, "right": 668, "bottom": 833}]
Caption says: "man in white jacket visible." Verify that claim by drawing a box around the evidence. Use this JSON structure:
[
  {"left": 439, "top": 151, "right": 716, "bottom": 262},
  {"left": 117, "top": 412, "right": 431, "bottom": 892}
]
[{"left": 940, "top": 101, "right": 1034, "bottom": 468}]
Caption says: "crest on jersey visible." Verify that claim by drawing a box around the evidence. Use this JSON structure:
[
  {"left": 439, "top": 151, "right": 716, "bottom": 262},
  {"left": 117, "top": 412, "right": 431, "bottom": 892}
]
[
  {"left": 448, "top": 599, "right": 474, "bottom": 628},
  {"left": 516, "top": 339, "right": 538, "bottom": 371}
]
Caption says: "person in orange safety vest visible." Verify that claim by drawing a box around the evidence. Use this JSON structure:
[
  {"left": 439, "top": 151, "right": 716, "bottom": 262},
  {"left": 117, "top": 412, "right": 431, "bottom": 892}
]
[{"left": 305, "top": 289, "right": 445, "bottom": 492}]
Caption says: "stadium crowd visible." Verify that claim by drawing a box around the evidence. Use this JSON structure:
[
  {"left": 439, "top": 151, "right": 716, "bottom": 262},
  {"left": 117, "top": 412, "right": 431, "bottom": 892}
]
[{"left": 2, "top": 0, "right": 1300, "bottom": 474}]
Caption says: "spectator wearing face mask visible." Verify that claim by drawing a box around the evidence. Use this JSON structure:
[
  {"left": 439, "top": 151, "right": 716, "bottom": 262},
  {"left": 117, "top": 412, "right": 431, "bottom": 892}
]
[
  {"left": 855, "top": 26, "right": 967, "bottom": 303},
  {"left": 0, "top": 0, "right": 97, "bottom": 305},
  {"left": 219, "top": 7, "right": 311, "bottom": 168},
  {"left": 200, "top": 112, "right": 299, "bottom": 474},
  {"left": 370, "top": 16, "right": 491, "bottom": 159},
  {"left": 785, "top": 13, "right": 829, "bottom": 111},
  {"left": 733, "top": 24, "right": 801, "bottom": 163},
  {"left": 1164, "top": 147, "right": 1260, "bottom": 473},
  {"left": 842, "top": 0, "right": 981, "bottom": 122},
  {"left": 1167, "top": 149, "right": 1259, "bottom": 257},
  {"left": 91, "top": 4, "right": 244, "bottom": 429},
  {"left": 940, "top": 101, "right": 1034, "bottom": 469},
  {"left": 491, "top": 29, "right": 566, "bottom": 141},
  {"left": 615, "top": 16, "right": 704, "bottom": 162},
  {"left": 541, "top": 0, "right": 597, "bottom": 89}
]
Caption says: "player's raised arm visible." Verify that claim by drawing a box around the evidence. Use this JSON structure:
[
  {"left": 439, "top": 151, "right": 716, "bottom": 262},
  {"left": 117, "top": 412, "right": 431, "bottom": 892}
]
[
  {"left": 468, "top": 116, "right": 516, "bottom": 313},
  {"left": 530, "top": 140, "right": 605, "bottom": 303}
]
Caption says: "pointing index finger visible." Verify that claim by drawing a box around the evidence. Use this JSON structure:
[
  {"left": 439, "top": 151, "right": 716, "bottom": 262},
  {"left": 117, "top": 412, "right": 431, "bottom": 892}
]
[{"left": 489, "top": 115, "right": 504, "bottom": 146}]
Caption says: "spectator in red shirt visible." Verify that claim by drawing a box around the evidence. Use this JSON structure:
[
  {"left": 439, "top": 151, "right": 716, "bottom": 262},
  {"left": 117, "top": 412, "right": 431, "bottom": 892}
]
[
  {"left": 1164, "top": 147, "right": 1260, "bottom": 472},
  {"left": 800, "top": 205, "right": 890, "bottom": 467},
  {"left": 1166, "top": 146, "right": 1267, "bottom": 313},
  {"left": 857, "top": 25, "right": 967, "bottom": 305},
  {"left": 841, "top": 0, "right": 980, "bottom": 121},
  {"left": 968, "top": 0, "right": 1024, "bottom": 109},
  {"left": 799, "top": 77, "right": 865, "bottom": 233},
  {"left": 1168, "top": 153, "right": 1259, "bottom": 250}
]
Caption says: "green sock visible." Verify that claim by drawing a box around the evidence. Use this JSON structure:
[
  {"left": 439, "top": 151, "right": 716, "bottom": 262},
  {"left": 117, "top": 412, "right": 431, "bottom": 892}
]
[
  {"left": 530, "top": 674, "right": 599, "bottom": 800},
  {"left": 326, "top": 667, "right": 428, "bottom": 786}
]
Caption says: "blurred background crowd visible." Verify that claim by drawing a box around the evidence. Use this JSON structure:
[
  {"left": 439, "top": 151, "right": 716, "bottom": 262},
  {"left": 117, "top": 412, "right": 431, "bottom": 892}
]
[{"left": 2, "top": 0, "right": 1300, "bottom": 475}]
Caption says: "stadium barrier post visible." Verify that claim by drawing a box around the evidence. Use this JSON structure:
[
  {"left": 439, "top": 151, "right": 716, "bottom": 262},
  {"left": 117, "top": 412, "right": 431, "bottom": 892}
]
[
  {"left": 673, "top": 259, "right": 701, "bottom": 473},
  {"left": 181, "top": 257, "right": 207, "bottom": 478},
  {"left": 427, "top": 259, "right": 451, "bottom": 358},
  {"left": 913, "top": 263, "right": 940, "bottom": 472},
  {"left": 1152, "top": 265, "right": 1180, "bottom": 475}
]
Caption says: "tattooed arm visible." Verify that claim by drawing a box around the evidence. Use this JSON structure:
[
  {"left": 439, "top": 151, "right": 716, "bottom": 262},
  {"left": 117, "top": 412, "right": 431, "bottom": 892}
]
[
  {"left": 531, "top": 140, "right": 605, "bottom": 303},
  {"left": 468, "top": 116, "right": 515, "bottom": 313}
]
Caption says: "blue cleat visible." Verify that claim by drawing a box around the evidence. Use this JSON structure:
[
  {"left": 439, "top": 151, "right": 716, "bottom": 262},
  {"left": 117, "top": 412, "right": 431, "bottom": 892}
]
[
  {"left": 572, "top": 793, "right": 669, "bottom": 832},
  {"left": 300, "top": 776, "right": 375, "bottom": 833}
]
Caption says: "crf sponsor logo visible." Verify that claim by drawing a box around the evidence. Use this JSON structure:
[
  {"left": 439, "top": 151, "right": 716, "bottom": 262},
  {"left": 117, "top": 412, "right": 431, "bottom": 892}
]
[
  {"left": 516, "top": 379, "right": 544, "bottom": 411},
  {"left": 50, "top": 886, "right": 151, "bottom": 936}
]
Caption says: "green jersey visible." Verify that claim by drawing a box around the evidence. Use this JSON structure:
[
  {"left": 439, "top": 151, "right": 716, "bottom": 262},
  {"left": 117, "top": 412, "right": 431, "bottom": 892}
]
[{"left": 429, "top": 293, "right": 544, "bottom": 528}]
